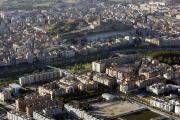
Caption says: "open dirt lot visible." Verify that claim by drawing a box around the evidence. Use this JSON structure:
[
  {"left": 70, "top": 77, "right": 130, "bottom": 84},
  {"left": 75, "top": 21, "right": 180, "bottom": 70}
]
[{"left": 89, "top": 101, "right": 142, "bottom": 118}]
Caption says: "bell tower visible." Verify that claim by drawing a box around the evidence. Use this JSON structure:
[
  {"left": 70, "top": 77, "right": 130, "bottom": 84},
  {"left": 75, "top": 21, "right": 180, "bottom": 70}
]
[{"left": 98, "top": 14, "right": 102, "bottom": 26}]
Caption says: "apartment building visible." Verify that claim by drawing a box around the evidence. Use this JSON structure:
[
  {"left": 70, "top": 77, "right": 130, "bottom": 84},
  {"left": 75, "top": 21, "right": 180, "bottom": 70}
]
[
  {"left": 33, "top": 106, "right": 63, "bottom": 120},
  {"left": 150, "top": 98, "right": 174, "bottom": 112},
  {"left": 135, "top": 76, "right": 167, "bottom": 89},
  {"left": 146, "top": 83, "right": 180, "bottom": 95},
  {"left": 119, "top": 74, "right": 168, "bottom": 94},
  {"left": 106, "top": 65, "right": 138, "bottom": 79},
  {"left": 139, "top": 60, "right": 168, "bottom": 79},
  {"left": 93, "top": 73, "right": 116, "bottom": 88},
  {"left": 0, "top": 91, "right": 11, "bottom": 102},
  {"left": 26, "top": 99, "right": 63, "bottom": 117},
  {"left": 92, "top": 54, "right": 142, "bottom": 73},
  {"left": 19, "top": 70, "right": 68, "bottom": 85},
  {"left": 64, "top": 103, "right": 103, "bottom": 120},
  {"left": 39, "top": 75, "right": 98, "bottom": 98},
  {"left": 16, "top": 93, "right": 51, "bottom": 111},
  {"left": 119, "top": 75, "right": 144, "bottom": 94},
  {"left": 145, "top": 38, "right": 180, "bottom": 47},
  {"left": 175, "top": 105, "right": 180, "bottom": 115},
  {"left": 7, "top": 111, "right": 32, "bottom": 120},
  {"left": 9, "top": 83, "right": 21, "bottom": 93}
]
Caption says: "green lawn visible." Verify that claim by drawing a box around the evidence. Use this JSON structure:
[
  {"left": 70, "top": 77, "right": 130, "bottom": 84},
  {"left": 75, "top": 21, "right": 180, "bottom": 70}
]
[
  {"left": 0, "top": 77, "right": 19, "bottom": 85},
  {"left": 72, "top": 29, "right": 80, "bottom": 32},
  {"left": 83, "top": 63, "right": 92, "bottom": 69}
]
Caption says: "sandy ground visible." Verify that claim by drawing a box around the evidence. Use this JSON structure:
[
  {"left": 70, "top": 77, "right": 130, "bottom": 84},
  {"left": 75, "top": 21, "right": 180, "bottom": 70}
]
[{"left": 89, "top": 101, "right": 141, "bottom": 118}]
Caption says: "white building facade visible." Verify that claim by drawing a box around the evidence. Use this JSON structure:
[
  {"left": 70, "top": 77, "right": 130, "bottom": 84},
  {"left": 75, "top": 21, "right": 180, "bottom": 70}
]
[
  {"left": 33, "top": 106, "right": 62, "bottom": 120},
  {"left": 7, "top": 111, "right": 32, "bottom": 120},
  {"left": 150, "top": 99, "right": 174, "bottom": 112},
  {"left": 64, "top": 103, "right": 104, "bottom": 120},
  {"left": 146, "top": 83, "right": 180, "bottom": 95}
]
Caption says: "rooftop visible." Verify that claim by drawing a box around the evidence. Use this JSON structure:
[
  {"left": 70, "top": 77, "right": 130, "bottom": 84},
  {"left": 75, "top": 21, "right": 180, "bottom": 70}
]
[{"left": 9, "top": 83, "right": 21, "bottom": 88}]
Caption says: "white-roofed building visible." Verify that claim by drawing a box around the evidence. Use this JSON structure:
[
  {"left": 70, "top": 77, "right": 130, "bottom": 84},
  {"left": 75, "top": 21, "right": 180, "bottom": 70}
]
[
  {"left": 102, "top": 93, "right": 115, "bottom": 100},
  {"left": 9, "top": 83, "right": 21, "bottom": 93}
]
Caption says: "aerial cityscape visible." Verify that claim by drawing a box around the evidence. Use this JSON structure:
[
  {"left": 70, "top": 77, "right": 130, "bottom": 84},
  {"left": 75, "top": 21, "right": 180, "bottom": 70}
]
[{"left": 1, "top": 0, "right": 180, "bottom": 120}]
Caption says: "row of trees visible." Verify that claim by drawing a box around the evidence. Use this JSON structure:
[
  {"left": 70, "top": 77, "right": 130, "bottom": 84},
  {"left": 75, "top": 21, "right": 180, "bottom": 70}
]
[
  {"left": 0, "top": 78, "right": 12, "bottom": 84},
  {"left": 70, "top": 63, "right": 85, "bottom": 71},
  {"left": 55, "top": 89, "right": 107, "bottom": 103},
  {"left": 140, "top": 50, "right": 180, "bottom": 65},
  {"left": 72, "top": 69, "right": 92, "bottom": 76},
  {"left": 82, "top": 101, "right": 93, "bottom": 112},
  {"left": 50, "top": 22, "right": 79, "bottom": 36}
]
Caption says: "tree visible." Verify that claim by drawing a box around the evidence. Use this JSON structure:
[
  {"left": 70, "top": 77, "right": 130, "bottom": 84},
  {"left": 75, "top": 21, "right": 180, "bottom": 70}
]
[
  {"left": 10, "top": 77, "right": 12, "bottom": 83},
  {"left": 135, "top": 44, "right": 138, "bottom": 48},
  {"left": 87, "top": 103, "right": 90, "bottom": 107},
  {"left": 80, "top": 63, "right": 82, "bottom": 69},
  {"left": 173, "top": 56, "right": 177, "bottom": 61},
  {"left": 164, "top": 58, "right": 168, "bottom": 63},
  {"left": 19, "top": 88, "right": 28, "bottom": 94},
  {"left": 74, "top": 63, "right": 77, "bottom": 70},
  {"left": 162, "top": 94, "right": 165, "bottom": 99},
  {"left": 167, "top": 59, "right": 172, "bottom": 65},
  {"left": 64, "top": 24, "right": 69, "bottom": 29},
  {"left": 35, "top": 88, "right": 38, "bottom": 92},
  {"left": 77, "top": 64, "right": 80, "bottom": 70},
  {"left": 158, "top": 57, "right": 163, "bottom": 62},
  {"left": 142, "top": 43, "right": 145, "bottom": 48},
  {"left": 17, "top": 94, "right": 22, "bottom": 99},
  {"left": 82, "top": 106, "right": 87, "bottom": 111},
  {"left": 97, "top": 97, "right": 101, "bottom": 102}
]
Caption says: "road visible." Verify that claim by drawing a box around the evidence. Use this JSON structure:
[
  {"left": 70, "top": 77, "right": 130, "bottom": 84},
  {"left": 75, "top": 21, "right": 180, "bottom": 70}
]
[
  {"left": 1, "top": 47, "right": 180, "bottom": 74},
  {"left": 51, "top": 47, "right": 180, "bottom": 64}
]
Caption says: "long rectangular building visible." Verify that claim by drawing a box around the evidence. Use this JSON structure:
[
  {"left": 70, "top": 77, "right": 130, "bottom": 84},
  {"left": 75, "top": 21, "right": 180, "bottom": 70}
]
[{"left": 19, "top": 70, "right": 71, "bottom": 85}]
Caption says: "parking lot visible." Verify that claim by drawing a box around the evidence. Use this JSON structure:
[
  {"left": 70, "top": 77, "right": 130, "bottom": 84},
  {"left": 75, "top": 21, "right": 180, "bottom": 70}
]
[{"left": 89, "top": 100, "right": 142, "bottom": 118}]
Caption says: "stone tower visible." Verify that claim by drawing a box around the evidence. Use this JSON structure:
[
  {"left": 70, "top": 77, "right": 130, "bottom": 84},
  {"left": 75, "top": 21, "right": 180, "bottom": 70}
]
[
  {"left": 98, "top": 14, "right": 102, "bottom": 26},
  {"left": 26, "top": 52, "right": 33, "bottom": 64}
]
